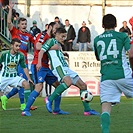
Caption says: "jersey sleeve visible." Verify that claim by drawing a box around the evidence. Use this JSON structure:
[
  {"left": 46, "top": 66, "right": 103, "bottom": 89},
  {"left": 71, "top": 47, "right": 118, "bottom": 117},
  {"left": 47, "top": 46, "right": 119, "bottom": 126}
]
[
  {"left": 94, "top": 37, "right": 100, "bottom": 61},
  {"left": 123, "top": 33, "right": 131, "bottom": 51},
  {"left": 19, "top": 53, "right": 27, "bottom": 68},
  {"left": 41, "top": 38, "right": 55, "bottom": 52}
]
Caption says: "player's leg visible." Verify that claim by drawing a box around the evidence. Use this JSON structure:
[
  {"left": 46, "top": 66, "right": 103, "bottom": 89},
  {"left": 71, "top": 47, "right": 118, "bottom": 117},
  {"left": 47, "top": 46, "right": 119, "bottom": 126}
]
[
  {"left": 1, "top": 76, "right": 25, "bottom": 110},
  {"left": 0, "top": 76, "right": 19, "bottom": 110},
  {"left": 74, "top": 76, "right": 100, "bottom": 116},
  {"left": 100, "top": 80, "right": 122, "bottom": 133},
  {"left": 18, "top": 65, "right": 30, "bottom": 103},
  {"left": 45, "top": 82, "right": 48, "bottom": 97},
  {"left": 1, "top": 87, "right": 18, "bottom": 110},
  {"left": 22, "top": 67, "right": 48, "bottom": 116},
  {"left": 45, "top": 69, "right": 70, "bottom": 114},
  {"left": 101, "top": 102, "right": 111, "bottom": 133},
  {"left": 22, "top": 64, "right": 37, "bottom": 110},
  {"left": 49, "top": 84, "right": 52, "bottom": 95},
  {"left": 22, "top": 83, "right": 41, "bottom": 116}
]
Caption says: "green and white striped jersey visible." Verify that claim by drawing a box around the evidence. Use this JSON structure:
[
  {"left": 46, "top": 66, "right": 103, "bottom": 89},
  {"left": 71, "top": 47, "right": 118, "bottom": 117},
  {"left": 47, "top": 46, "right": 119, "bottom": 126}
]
[
  {"left": 41, "top": 38, "right": 68, "bottom": 70},
  {"left": 94, "top": 30, "right": 132, "bottom": 81},
  {"left": 0, "top": 50, "right": 26, "bottom": 77}
]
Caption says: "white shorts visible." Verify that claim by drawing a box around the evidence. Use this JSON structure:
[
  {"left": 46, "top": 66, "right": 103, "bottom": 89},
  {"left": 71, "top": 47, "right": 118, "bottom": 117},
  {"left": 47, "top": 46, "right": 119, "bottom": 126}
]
[
  {"left": 100, "top": 78, "right": 133, "bottom": 103},
  {"left": 52, "top": 66, "right": 79, "bottom": 84},
  {"left": 0, "top": 76, "right": 25, "bottom": 92}
]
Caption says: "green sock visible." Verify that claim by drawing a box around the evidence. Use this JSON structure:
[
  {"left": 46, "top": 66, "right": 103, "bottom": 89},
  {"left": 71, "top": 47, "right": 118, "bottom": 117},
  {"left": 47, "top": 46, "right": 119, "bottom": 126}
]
[
  {"left": 101, "top": 112, "right": 110, "bottom": 133},
  {"left": 49, "top": 83, "right": 68, "bottom": 102},
  {"left": 80, "top": 90, "right": 91, "bottom": 111},
  {"left": 24, "top": 89, "right": 31, "bottom": 103}
]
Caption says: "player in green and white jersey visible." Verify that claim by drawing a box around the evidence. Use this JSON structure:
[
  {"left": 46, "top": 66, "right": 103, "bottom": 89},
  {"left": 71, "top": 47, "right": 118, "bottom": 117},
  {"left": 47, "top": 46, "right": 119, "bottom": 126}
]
[
  {"left": 37, "top": 27, "right": 100, "bottom": 116},
  {"left": 0, "top": 38, "right": 34, "bottom": 110},
  {"left": 94, "top": 14, "right": 133, "bottom": 133}
]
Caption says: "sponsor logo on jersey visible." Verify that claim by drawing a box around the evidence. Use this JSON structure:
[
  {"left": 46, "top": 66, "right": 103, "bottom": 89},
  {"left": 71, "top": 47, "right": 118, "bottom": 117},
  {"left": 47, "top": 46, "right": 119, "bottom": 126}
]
[{"left": 7, "top": 62, "right": 16, "bottom": 68}]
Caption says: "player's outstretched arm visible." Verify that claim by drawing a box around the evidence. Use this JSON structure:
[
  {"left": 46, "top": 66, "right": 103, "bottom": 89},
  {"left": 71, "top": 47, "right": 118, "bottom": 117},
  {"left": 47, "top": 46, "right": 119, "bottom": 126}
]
[{"left": 7, "top": 1, "right": 14, "bottom": 30}]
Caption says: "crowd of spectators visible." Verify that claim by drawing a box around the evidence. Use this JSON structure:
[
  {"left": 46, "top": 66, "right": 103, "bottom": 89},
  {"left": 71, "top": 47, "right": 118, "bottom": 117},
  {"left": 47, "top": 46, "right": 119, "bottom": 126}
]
[{"left": 0, "top": 1, "right": 133, "bottom": 52}]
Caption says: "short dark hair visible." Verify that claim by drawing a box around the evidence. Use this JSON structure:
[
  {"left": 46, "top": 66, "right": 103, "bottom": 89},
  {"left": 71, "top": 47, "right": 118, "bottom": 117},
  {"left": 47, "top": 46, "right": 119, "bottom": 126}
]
[
  {"left": 65, "top": 19, "right": 69, "bottom": 21},
  {"left": 18, "top": 17, "right": 27, "bottom": 24},
  {"left": 15, "top": 12, "right": 20, "bottom": 17},
  {"left": 48, "top": 22, "right": 56, "bottom": 28},
  {"left": 11, "top": 38, "right": 21, "bottom": 45},
  {"left": 55, "top": 16, "right": 59, "bottom": 19},
  {"left": 102, "top": 14, "right": 116, "bottom": 29},
  {"left": 56, "top": 27, "right": 66, "bottom": 34}
]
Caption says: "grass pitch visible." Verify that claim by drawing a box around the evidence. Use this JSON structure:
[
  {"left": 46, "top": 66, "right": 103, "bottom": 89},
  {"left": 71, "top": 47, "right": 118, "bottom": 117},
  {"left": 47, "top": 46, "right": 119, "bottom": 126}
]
[{"left": 0, "top": 96, "right": 132, "bottom": 133}]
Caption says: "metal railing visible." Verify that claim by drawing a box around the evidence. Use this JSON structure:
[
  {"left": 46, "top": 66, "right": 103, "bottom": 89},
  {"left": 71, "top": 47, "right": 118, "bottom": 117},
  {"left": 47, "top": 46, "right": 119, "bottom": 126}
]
[{"left": 0, "top": 7, "right": 11, "bottom": 49}]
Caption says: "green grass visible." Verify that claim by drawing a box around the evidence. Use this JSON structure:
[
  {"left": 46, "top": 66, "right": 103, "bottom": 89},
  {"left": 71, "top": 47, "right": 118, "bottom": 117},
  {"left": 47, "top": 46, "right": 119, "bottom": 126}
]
[{"left": 0, "top": 96, "right": 133, "bottom": 133}]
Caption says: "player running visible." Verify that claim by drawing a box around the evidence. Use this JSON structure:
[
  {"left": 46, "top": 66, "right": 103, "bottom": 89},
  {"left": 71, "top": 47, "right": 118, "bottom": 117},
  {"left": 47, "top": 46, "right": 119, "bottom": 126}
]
[{"left": 94, "top": 14, "right": 133, "bottom": 133}]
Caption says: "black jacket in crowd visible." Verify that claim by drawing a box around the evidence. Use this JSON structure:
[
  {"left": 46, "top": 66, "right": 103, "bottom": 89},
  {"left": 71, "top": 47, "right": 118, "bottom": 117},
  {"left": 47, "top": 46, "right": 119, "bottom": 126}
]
[
  {"left": 77, "top": 26, "right": 91, "bottom": 43},
  {"left": 65, "top": 25, "right": 76, "bottom": 41},
  {"left": 119, "top": 26, "right": 131, "bottom": 36}
]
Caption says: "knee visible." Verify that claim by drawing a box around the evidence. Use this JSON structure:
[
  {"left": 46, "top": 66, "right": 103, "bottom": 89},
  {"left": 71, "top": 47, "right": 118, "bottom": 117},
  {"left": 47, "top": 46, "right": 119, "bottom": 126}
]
[
  {"left": 35, "top": 83, "right": 43, "bottom": 92},
  {"left": 79, "top": 82, "right": 87, "bottom": 90},
  {"left": 63, "top": 76, "right": 72, "bottom": 87},
  {"left": 22, "top": 81, "right": 30, "bottom": 89}
]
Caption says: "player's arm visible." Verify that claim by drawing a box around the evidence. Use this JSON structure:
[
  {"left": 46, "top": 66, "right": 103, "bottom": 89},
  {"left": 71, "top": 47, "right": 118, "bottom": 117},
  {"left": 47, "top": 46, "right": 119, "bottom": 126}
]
[
  {"left": 23, "top": 68, "right": 34, "bottom": 85},
  {"left": 129, "top": 44, "right": 133, "bottom": 71},
  {"left": 7, "top": 2, "right": 14, "bottom": 31},
  {"left": 36, "top": 42, "right": 42, "bottom": 50},
  {"left": 93, "top": 42, "right": 100, "bottom": 61},
  {"left": 36, "top": 49, "right": 45, "bottom": 71},
  {"left": 36, "top": 39, "right": 54, "bottom": 70}
]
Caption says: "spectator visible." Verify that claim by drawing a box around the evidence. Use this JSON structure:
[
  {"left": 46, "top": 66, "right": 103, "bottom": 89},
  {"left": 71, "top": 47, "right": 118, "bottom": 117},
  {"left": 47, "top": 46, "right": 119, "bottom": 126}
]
[
  {"left": 30, "top": 20, "right": 41, "bottom": 37},
  {"left": 44, "top": 24, "right": 49, "bottom": 32},
  {"left": 119, "top": 21, "right": 131, "bottom": 37},
  {"left": 64, "top": 19, "right": 76, "bottom": 51},
  {"left": 77, "top": 21, "right": 91, "bottom": 51},
  {"left": 13, "top": 12, "right": 20, "bottom": 28},
  {"left": 54, "top": 16, "right": 64, "bottom": 28}
]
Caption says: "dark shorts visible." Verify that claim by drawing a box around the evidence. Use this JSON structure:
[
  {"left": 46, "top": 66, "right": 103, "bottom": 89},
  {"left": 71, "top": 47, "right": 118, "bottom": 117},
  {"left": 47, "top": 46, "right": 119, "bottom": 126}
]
[{"left": 31, "top": 64, "right": 57, "bottom": 85}]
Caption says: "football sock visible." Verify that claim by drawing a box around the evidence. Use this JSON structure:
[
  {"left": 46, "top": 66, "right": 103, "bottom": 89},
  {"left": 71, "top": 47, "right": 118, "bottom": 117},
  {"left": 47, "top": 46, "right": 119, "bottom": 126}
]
[
  {"left": 80, "top": 90, "right": 91, "bottom": 111},
  {"left": 24, "top": 89, "right": 31, "bottom": 103},
  {"left": 101, "top": 112, "right": 110, "bottom": 133},
  {"left": 24, "top": 90, "right": 39, "bottom": 111},
  {"left": 18, "top": 88, "right": 25, "bottom": 104},
  {"left": 6, "top": 88, "right": 18, "bottom": 99},
  {"left": 49, "top": 83, "right": 68, "bottom": 102},
  {"left": 53, "top": 95, "right": 61, "bottom": 112}
]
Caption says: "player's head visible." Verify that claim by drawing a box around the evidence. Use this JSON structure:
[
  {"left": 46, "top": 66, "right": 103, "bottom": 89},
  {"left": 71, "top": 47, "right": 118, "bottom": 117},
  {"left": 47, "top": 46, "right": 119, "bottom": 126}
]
[
  {"left": 102, "top": 14, "right": 117, "bottom": 29},
  {"left": 11, "top": 38, "right": 21, "bottom": 53},
  {"left": 55, "top": 27, "right": 67, "bottom": 44},
  {"left": 48, "top": 22, "right": 60, "bottom": 37},
  {"left": 17, "top": 17, "right": 27, "bottom": 32}
]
